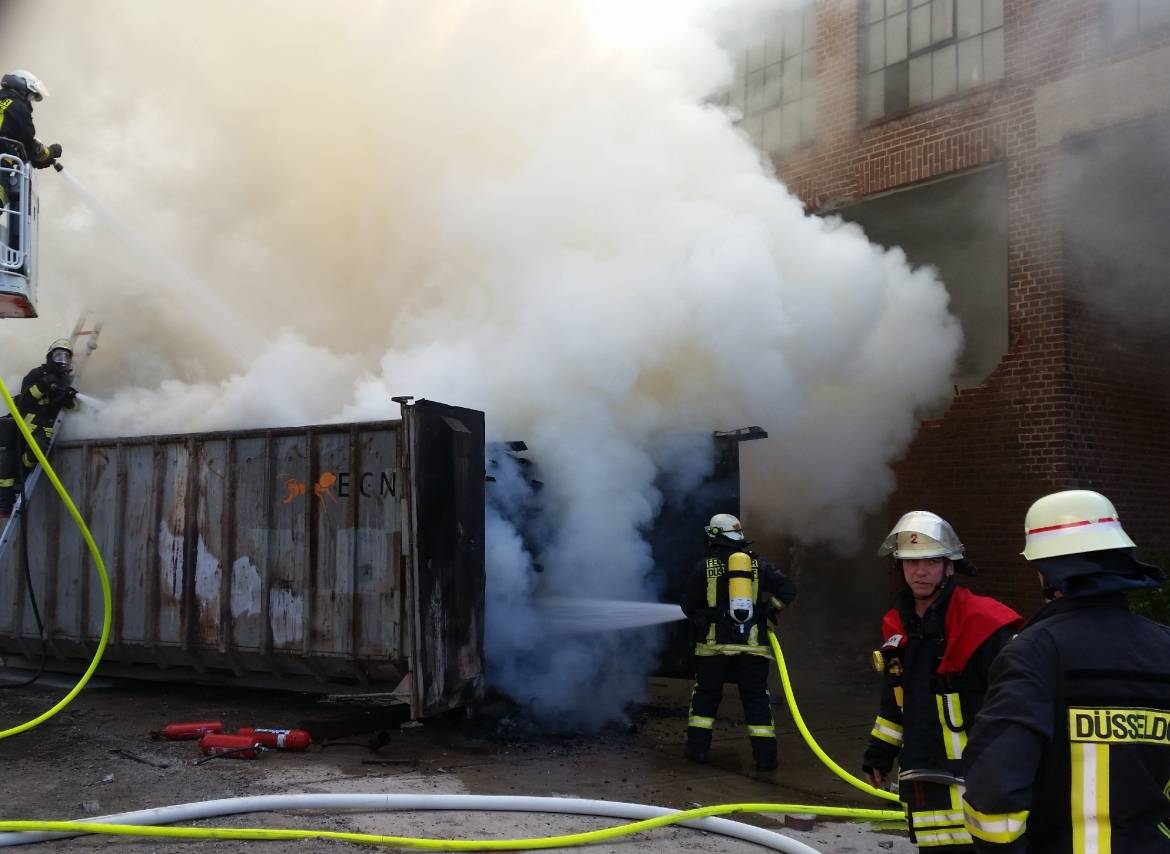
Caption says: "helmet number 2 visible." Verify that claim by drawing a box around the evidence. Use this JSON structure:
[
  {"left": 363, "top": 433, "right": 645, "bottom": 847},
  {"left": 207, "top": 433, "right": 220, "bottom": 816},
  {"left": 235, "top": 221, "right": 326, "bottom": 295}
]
[{"left": 909, "top": 534, "right": 919, "bottom": 544}]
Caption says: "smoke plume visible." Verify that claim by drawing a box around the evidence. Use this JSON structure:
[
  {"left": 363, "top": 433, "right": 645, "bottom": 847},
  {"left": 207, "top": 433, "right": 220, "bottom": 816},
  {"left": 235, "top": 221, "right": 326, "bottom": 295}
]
[{"left": 0, "top": 0, "right": 961, "bottom": 727}]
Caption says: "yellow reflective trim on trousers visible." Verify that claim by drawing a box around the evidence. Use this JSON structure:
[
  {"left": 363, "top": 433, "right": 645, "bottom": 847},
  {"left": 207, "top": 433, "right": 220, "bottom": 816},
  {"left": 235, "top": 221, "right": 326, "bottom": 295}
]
[
  {"left": 686, "top": 684, "right": 714, "bottom": 730},
  {"left": 1071, "top": 741, "right": 1112, "bottom": 854},
  {"left": 747, "top": 725, "right": 774, "bottom": 738},
  {"left": 914, "top": 827, "right": 973, "bottom": 846},
  {"left": 962, "top": 800, "right": 1028, "bottom": 844},
  {"left": 911, "top": 809, "right": 964, "bottom": 828},
  {"left": 936, "top": 693, "right": 967, "bottom": 760},
  {"left": 0, "top": 478, "right": 14, "bottom": 487}
]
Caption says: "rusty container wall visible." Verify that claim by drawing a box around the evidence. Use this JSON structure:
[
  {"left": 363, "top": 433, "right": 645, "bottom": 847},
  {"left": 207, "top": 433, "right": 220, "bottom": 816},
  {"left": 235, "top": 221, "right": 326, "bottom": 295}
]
[{"left": 0, "top": 404, "right": 486, "bottom": 713}]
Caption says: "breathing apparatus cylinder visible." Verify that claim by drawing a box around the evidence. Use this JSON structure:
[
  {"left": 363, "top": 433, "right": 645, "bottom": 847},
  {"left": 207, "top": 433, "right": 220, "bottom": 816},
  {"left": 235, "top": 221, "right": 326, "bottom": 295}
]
[{"left": 727, "top": 552, "right": 754, "bottom": 626}]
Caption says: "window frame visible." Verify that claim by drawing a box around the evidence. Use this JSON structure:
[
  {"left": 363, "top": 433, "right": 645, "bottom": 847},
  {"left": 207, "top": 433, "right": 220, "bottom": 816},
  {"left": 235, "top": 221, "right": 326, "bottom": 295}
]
[
  {"left": 729, "top": 3, "right": 819, "bottom": 156},
  {"left": 859, "top": 0, "right": 1005, "bottom": 124},
  {"left": 1105, "top": 0, "right": 1170, "bottom": 47}
]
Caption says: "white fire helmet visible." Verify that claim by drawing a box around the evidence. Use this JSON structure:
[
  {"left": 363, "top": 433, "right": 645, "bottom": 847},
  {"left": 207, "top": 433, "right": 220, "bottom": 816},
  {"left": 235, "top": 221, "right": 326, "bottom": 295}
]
[
  {"left": 2, "top": 70, "right": 49, "bottom": 101},
  {"left": 1022, "top": 490, "right": 1136, "bottom": 561},
  {"left": 707, "top": 513, "right": 745, "bottom": 542},
  {"left": 46, "top": 338, "right": 73, "bottom": 370},
  {"left": 877, "top": 510, "right": 964, "bottom": 560}
]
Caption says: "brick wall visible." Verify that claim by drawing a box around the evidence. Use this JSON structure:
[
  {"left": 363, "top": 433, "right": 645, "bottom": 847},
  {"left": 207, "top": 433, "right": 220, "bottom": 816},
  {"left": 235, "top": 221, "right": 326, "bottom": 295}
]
[{"left": 772, "top": 0, "right": 1170, "bottom": 617}]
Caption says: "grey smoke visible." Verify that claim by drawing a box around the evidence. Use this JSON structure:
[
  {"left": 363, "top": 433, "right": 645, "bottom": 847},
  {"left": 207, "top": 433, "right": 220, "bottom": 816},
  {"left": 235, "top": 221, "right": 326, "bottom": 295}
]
[{"left": 1, "top": 0, "right": 962, "bottom": 727}]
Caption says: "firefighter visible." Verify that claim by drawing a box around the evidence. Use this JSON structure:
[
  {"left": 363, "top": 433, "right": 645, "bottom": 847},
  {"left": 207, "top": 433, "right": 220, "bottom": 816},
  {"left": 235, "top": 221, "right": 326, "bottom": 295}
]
[
  {"left": 862, "top": 511, "right": 1021, "bottom": 852},
  {"left": 0, "top": 339, "right": 78, "bottom": 517},
  {"left": 0, "top": 69, "right": 59, "bottom": 169},
  {"left": 961, "top": 490, "right": 1170, "bottom": 853},
  {"left": 680, "top": 513, "right": 797, "bottom": 771}
]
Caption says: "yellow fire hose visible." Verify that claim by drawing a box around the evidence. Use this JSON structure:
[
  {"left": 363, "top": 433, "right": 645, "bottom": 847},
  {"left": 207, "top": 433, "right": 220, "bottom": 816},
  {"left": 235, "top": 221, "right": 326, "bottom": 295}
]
[
  {"left": 767, "top": 629, "right": 901, "bottom": 804},
  {"left": 0, "top": 801, "right": 905, "bottom": 850},
  {"left": 0, "top": 367, "right": 904, "bottom": 846},
  {"left": 0, "top": 373, "right": 113, "bottom": 740}
]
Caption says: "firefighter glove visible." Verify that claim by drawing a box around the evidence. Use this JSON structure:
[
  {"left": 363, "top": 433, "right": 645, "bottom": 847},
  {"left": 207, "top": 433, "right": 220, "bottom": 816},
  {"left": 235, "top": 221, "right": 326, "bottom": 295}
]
[
  {"left": 689, "top": 610, "right": 709, "bottom": 638},
  {"left": 48, "top": 143, "right": 62, "bottom": 159},
  {"left": 764, "top": 598, "right": 785, "bottom": 625}
]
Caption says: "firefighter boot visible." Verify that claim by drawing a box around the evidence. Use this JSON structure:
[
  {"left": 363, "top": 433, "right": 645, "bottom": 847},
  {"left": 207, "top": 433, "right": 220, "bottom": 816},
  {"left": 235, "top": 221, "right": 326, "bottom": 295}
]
[
  {"left": 684, "top": 728, "right": 711, "bottom": 764},
  {"left": 751, "top": 737, "right": 777, "bottom": 772}
]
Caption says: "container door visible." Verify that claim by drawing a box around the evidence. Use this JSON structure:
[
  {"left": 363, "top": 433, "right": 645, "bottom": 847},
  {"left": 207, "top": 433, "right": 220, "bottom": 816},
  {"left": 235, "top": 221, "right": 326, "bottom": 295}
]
[{"left": 406, "top": 400, "right": 485, "bottom": 717}]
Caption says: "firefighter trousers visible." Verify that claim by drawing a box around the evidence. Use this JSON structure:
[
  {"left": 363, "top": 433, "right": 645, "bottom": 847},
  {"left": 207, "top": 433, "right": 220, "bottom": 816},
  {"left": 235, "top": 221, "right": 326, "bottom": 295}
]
[
  {"left": 0, "top": 416, "right": 17, "bottom": 512},
  {"left": 687, "top": 653, "right": 776, "bottom": 768},
  {"left": 902, "top": 779, "right": 974, "bottom": 851},
  {"left": 0, "top": 415, "right": 47, "bottom": 513}
]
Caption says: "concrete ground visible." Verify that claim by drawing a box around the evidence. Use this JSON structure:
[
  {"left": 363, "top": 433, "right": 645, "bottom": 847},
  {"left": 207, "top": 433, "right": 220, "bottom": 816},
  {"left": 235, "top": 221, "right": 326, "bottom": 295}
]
[{"left": 0, "top": 662, "right": 913, "bottom": 853}]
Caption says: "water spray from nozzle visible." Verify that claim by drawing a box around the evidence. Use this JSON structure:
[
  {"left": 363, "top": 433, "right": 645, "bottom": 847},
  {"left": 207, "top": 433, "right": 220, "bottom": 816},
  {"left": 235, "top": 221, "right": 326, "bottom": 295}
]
[
  {"left": 53, "top": 166, "right": 261, "bottom": 366},
  {"left": 74, "top": 392, "right": 107, "bottom": 411},
  {"left": 536, "top": 598, "right": 686, "bottom": 635}
]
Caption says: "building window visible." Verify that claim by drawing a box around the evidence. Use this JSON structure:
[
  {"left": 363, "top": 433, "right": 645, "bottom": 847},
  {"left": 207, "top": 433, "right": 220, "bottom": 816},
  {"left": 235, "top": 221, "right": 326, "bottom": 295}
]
[
  {"left": 1108, "top": 0, "right": 1170, "bottom": 42},
  {"left": 863, "top": 0, "right": 1003, "bottom": 120},
  {"left": 726, "top": 5, "right": 817, "bottom": 154}
]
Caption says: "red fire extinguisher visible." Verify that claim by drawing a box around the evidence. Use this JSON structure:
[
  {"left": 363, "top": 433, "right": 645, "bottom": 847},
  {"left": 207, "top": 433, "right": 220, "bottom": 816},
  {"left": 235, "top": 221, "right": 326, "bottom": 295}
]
[
  {"left": 236, "top": 727, "right": 312, "bottom": 752},
  {"left": 150, "top": 721, "right": 224, "bottom": 741},
  {"left": 198, "top": 733, "right": 261, "bottom": 760}
]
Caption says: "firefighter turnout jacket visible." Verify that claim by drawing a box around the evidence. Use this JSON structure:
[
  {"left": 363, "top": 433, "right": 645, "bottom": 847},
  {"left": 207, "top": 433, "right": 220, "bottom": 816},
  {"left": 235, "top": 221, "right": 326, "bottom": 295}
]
[
  {"left": 680, "top": 546, "right": 797, "bottom": 657},
  {"left": 864, "top": 579, "right": 1021, "bottom": 849},
  {"left": 961, "top": 592, "right": 1170, "bottom": 853},
  {"left": 0, "top": 87, "right": 55, "bottom": 167},
  {"left": 15, "top": 363, "right": 76, "bottom": 462}
]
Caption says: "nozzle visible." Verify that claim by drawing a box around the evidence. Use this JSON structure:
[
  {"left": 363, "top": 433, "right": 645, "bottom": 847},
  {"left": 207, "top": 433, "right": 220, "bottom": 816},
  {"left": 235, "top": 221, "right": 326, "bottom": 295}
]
[{"left": 52, "top": 162, "right": 63, "bottom": 173}]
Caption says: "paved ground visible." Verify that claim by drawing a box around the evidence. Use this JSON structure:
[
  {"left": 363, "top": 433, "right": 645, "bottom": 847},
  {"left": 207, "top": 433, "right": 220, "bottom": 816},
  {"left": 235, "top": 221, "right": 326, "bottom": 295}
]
[{"left": 0, "top": 662, "right": 913, "bottom": 853}]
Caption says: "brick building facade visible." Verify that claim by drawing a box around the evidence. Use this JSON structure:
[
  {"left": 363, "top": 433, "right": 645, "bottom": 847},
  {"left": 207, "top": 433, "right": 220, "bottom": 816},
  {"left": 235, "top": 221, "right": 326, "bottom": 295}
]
[{"left": 762, "top": 0, "right": 1170, "bottom": 614}]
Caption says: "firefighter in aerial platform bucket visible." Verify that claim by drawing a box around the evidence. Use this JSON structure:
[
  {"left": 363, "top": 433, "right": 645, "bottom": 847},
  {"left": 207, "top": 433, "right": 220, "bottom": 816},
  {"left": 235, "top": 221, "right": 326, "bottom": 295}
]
[
  {"left": 962, "top": 490, "right": 1170, "bottom": 853},
  {"left": 680, "top": 513, "right": 797, "bottom": 771},
  {"left": 862, "top": 511, "right": 1021, "bottom": 852},
  {"left": 0, "top": 339, "right": 78, "bottom": 518},
  {"left": 0, "top": 70, "right": 61, "bottom": 251}
]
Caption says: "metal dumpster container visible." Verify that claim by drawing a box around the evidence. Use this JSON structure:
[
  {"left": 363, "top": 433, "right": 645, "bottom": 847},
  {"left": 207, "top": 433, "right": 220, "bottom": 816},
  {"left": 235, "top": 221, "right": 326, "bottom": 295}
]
[{"left": 0, "top": 399, "right": 485, "bottom": 718}]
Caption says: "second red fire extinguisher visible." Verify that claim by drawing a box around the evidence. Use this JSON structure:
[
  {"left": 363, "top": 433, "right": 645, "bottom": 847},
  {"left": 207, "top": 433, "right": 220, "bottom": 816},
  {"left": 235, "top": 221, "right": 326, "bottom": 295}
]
[
  {"left": 198, "top": 733, "right": 261, "bottom": 760},
  {"left": 150, "top": 721, "right": 224, "bottom": 741},
  {"left": 236, "top": 727, "right": 312, "bottom": 751}
]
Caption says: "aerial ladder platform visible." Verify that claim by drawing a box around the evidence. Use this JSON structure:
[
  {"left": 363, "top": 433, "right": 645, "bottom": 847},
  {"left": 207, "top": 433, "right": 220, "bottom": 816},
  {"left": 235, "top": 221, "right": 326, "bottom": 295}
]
[{"left": 0, "top": 138, "right": 42, "bottom": 319}]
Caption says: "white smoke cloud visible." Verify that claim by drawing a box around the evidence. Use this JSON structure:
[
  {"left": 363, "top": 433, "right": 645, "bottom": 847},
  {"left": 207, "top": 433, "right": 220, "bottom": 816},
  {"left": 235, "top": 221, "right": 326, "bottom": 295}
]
[{"left": 1, "top": 0, "right": 961, "bottom": 726}]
